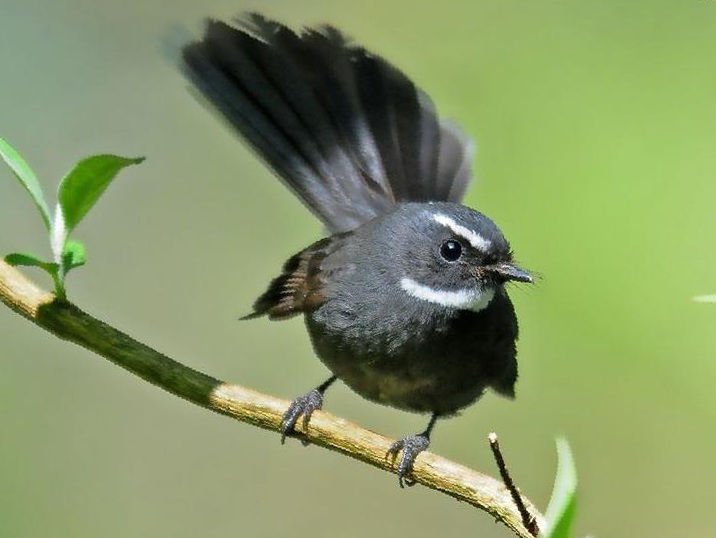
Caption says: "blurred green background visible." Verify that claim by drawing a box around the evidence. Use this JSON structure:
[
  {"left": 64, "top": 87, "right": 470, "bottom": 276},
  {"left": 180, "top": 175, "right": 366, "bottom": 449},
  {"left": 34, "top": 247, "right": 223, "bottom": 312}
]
[{"left": 1, "top": 0, "right": 715, "bottom": 536}]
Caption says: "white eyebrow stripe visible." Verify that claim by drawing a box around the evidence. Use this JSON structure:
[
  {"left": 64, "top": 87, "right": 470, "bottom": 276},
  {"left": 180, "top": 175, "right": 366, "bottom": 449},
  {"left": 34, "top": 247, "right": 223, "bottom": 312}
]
[
  {"left": 400, "top": 277, "right": 495, "bottom": 312},
  {"left": 432, "top": 213, "right": 492, "bottom": 251}
]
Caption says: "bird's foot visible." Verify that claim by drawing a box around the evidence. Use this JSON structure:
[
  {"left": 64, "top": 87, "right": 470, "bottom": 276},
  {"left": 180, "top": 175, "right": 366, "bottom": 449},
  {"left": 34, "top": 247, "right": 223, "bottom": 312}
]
[
  {"left": 280, "top": 389, "right": 324, "bottom": 444},
  {"left": 386, "top": 433, "right": 431, "bottom": 488}
]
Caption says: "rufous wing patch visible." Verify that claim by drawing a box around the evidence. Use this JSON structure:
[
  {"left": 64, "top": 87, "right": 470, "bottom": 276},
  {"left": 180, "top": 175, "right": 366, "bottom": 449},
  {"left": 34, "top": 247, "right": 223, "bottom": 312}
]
[{"left": 242, "top": 235, "right": 344, "bottom": 320}]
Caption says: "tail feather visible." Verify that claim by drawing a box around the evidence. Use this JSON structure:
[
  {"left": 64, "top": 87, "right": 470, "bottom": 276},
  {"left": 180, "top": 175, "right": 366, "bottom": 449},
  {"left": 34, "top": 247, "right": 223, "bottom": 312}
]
[
  {"left": 182, "top": 13, "right": 476, "bottom": 232},
  {"left": 438, "top": 121, "right": 475, "bottom": 202}
]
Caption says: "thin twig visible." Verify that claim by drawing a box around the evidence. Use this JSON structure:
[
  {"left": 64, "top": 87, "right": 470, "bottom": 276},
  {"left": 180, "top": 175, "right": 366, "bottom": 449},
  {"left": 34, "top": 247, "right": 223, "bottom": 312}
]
[
  {"left": 0, "top": 259, "right": 544, "bottom": 538},
  {"left": 489, "top": 432, "right": 541, "bottom": 536}
]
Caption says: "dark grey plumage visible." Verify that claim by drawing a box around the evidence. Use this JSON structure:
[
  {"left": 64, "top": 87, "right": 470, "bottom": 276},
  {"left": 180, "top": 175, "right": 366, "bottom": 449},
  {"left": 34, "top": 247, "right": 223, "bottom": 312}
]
[
  {"left": 181, "top": 14, "right": 532, "bottom": 487},
  {"left": 305, "top": 203, "right": 520, "bottom": 414},
  {"left": 182, "top": 13, "right": 474, "bottom": 233}
]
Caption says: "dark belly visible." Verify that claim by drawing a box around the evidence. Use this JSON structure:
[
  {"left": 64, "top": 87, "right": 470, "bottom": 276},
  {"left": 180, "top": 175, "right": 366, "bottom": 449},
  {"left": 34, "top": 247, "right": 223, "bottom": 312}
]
[
  {"left": 319, "top": 354, "right": 491, "bottom": 414},
  {"left": 305, "top": 292, "right": 519, "bottom": 415}
]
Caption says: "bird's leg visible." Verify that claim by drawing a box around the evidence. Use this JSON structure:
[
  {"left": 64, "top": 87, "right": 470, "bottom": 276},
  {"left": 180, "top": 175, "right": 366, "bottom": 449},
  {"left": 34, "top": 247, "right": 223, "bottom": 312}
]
[
  {"left": 280, "top": 375, "right": 337, "bottom": 444},
  {"left": 386, "top": 413, "right": 439, "bottom": 488}
]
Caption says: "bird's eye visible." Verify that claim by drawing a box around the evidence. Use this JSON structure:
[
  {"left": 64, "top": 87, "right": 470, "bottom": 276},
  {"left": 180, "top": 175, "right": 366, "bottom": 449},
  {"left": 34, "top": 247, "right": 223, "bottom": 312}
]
[{"left": 439, "top": 239, "right": 462, "bottom": 262}]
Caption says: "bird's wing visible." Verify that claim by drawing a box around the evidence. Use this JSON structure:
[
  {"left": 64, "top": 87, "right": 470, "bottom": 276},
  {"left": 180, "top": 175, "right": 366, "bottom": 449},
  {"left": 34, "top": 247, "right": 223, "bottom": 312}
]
[
  {"left": 182, "top": 13, "right": 475, "bottom": 233},
  {"left": 241, "top": 233, "right": 349, "bottom": 320}
]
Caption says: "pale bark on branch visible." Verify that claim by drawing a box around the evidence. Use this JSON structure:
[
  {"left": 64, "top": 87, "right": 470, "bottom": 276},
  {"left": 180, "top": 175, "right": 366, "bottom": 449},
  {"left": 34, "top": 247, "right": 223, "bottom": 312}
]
[{"left": 0, "top": 259, "right": 544, "bottom": 537}]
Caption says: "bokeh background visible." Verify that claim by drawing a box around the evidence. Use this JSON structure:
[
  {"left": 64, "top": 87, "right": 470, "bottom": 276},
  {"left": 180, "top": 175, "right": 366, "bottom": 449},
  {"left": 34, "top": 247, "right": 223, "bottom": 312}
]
[{"left": 1, "top": 0, "right": 715, "bottom": 536}]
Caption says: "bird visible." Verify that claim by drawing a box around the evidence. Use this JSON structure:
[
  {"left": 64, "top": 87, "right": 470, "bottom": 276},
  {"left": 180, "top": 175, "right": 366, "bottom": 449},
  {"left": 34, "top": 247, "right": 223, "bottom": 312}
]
[{"left": 181, "top": 13, "right": 533, "bottom": 487}]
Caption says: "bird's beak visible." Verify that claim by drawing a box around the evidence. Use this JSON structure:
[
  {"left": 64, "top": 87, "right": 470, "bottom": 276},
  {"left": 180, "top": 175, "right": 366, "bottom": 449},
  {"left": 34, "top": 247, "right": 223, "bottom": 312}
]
[{"left": 488, "top": 263, "right": 533, "bottom": 284}]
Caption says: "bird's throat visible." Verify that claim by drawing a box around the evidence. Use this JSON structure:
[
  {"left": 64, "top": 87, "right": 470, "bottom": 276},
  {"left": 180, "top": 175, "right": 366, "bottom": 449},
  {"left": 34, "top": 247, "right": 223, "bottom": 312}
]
[{"left": 399, "top": 277, "right": 495, "bottom": 312}]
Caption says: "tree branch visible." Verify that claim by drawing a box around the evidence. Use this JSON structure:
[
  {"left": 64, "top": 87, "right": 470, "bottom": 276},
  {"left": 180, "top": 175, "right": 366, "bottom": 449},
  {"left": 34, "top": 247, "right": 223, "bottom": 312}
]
[
  {"left": 489, "top": 432, "right": 541, "bottom": 536},
  {"left": 0, "top": 259, "right": 544, "bottom": 537}
]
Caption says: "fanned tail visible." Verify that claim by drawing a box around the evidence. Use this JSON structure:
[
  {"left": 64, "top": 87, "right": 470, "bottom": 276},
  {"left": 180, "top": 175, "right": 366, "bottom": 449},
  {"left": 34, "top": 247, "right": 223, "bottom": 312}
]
[{"left": 182, "top": 13, "right": 475, "bottom": 233}]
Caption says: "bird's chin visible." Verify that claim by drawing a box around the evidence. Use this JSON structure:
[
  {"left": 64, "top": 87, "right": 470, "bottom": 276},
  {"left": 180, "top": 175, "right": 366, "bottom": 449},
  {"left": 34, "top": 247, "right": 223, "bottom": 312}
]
[{"left": 463, "top": 284, "right": 496, "bottom": 313}]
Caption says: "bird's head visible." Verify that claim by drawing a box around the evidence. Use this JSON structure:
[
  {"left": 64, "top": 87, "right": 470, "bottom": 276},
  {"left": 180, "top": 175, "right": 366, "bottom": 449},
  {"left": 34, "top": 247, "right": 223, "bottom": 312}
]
[{"left": 370, "top": 202, "right": 532, "bottom": 312}]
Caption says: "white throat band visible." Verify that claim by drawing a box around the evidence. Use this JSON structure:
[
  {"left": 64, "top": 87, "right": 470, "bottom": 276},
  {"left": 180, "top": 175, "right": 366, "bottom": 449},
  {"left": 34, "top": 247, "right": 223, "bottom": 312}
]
[{"left": 400, "top": 277, "right": 495, "bottom": 312}]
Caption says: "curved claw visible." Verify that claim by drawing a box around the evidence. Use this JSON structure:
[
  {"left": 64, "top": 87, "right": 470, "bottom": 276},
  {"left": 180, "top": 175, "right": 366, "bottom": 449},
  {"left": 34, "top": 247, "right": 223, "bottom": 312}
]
[
  {"left": 386, "top": 434, "right": 430, "bottom": 488},
  {"left": 280, "top": 389, "right": 324, "bottom": 444}
]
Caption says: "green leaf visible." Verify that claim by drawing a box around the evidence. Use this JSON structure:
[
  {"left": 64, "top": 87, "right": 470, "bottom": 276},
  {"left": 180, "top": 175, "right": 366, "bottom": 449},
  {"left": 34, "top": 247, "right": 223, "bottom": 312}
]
[
  {"left": 694, "top": 294, "right": 716, "bottom": 303},
  {"left": 543, "top": 438, "right": 578, "bottom": 538},
  {"left": 4, "top": 252, "right": 64, "bottom": 296},
  {"left": 62, "top": 240, "right": 86, "bottom": 271},
  {"left": 57, "top": 154, "right": 144, "bottom": 233},
  {"left": 0, "top": 136, "right": 51, "bottom": 229},
  {"left": 5, "top": 252, "right": 54, "bottom": 270}
]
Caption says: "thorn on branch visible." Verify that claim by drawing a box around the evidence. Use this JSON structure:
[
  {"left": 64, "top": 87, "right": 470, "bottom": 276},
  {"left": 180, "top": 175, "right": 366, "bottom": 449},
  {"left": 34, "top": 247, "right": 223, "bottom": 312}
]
[{"left": 489, "top": 432, "right": 540, "bottom": 537}]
